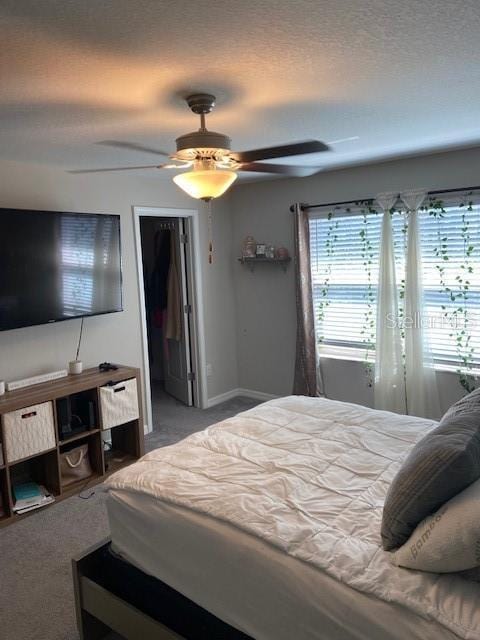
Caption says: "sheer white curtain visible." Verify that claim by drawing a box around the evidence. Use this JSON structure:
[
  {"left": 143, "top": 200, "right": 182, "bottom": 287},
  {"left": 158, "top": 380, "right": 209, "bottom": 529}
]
[
  {"left": 374, "top": 193, "right": 405, "bottom": 414},
  {"left": 374, "top": 189, "right": 440, "bottom": 419},
  {"left": 402, "top": 190, "right": 441, "bottom": 419}
]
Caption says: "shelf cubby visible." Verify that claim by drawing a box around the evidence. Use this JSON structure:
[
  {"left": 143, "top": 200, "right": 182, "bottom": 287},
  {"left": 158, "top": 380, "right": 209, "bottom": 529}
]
[
  {"left": 102, "top": 419, "right": 140, "bottom": 476},
  {"left": 9, "top": 448, "right": 61, "bottom": 503},
  {"left": 59, "top": 431, "right": 104, "bottom": 490},
  {"left": 56, "top": 388, "right": 99, "bottom": 443}
]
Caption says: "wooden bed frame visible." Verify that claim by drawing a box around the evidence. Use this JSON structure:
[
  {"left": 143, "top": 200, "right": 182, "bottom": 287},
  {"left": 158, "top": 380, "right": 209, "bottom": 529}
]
[{"left": 72, "top": 538, "right": 252, "bottom": 640}]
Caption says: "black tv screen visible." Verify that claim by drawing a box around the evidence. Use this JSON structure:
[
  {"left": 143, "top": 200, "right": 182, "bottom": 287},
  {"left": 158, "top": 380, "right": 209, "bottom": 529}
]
[{"left": 0, "top": 208, "right": 123, "bottom": 331}]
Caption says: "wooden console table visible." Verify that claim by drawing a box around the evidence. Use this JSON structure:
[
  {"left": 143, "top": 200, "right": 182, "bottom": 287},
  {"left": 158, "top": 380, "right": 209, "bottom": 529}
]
[{"left": 0, "top": 365, "right": 144, "bottom": 527}]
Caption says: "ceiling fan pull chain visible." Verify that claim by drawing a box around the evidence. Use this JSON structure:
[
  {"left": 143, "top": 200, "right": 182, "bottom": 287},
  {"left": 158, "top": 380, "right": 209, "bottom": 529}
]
[{"left": 207, "top": 199, "right": 214, "bottom": 264}]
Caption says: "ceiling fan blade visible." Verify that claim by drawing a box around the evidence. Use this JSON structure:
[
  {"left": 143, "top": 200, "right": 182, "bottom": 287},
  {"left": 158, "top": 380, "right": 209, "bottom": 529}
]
[
  {"left": 231, "top": 140, "right": 330, "bottom": 163},
  {"left": 239, "top": 162, "right": 321, "bottom": 177},
  {"left": 97, "top": 140, "right": 171, "bottom": 157},
  {"left": 68, "top": 164, "right": 163, "bottom": 174}
]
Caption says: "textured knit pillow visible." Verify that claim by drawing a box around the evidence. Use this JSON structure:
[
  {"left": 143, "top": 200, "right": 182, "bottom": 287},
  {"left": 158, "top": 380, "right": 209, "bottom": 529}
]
[
  {"left": 392, "top": 477, "right": 480, "bottom": 572},
  {"left": 381, "top": 387, "right": 480, "bottom": 551}
]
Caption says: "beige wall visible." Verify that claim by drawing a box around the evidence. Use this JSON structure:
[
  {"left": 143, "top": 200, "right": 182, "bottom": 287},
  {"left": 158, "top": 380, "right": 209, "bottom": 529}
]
[
  {"left": 230, "top": 146, "right": 480, "bottom": 413},
  {"left": 0, "top": 159, "right": 238, "bottom": 417}
]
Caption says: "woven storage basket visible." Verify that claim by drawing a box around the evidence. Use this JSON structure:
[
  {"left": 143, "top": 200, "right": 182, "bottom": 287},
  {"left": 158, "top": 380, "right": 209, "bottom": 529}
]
[
  {"left": 3, "top": 401, "right": 56, "bottom": 463},
  {"left": 100, "top": 378, "right": 139, "bottom": 430}
]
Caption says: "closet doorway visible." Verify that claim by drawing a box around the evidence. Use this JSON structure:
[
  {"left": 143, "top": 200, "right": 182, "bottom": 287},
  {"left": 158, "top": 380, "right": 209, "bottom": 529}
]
[{"left": 133, "top": 206, "right": 207, "bottom": 432}]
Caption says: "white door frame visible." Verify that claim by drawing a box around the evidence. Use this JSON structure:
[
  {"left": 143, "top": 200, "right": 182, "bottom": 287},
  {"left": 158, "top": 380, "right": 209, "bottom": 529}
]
[{"left": 133, "top": 206, "right": 208, "bottom": 432}]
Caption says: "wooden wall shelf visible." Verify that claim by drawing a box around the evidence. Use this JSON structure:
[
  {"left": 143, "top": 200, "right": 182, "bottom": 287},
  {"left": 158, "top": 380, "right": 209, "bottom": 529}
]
[
  {"left": 0, "top": 365, "right": 144, "bottom": 527},
  {"left": 237, "top": 256, "right": 291, "bottom": 272}
]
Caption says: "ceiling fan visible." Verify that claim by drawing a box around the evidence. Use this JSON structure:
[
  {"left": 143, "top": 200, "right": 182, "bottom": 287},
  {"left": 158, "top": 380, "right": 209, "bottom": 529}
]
[{"left": 69, "top": 93, "right": 331, "bottom": 200}]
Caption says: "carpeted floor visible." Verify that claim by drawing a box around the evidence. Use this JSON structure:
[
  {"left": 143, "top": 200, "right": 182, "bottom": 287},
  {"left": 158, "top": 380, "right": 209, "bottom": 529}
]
[
  {"left": 149, "top": 382, "right": 260, "bottom": 448},
  {"left": 0, "top": 390, "right": 259, "bottom": 640}
]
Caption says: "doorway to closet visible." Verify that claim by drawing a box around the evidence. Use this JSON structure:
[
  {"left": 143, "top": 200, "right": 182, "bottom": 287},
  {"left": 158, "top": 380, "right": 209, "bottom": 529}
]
[
  {"left": 135, "top": 206, "right": 207, "bottom": 433},
  {"left": 140, "top": 215, "right": 192, "bottom": 403}
]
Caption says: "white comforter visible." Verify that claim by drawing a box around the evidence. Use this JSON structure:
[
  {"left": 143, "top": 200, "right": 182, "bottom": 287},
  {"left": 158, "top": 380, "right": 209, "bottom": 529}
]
[{"left": 106, "top": 396, "right": 480, "bottom": 639}]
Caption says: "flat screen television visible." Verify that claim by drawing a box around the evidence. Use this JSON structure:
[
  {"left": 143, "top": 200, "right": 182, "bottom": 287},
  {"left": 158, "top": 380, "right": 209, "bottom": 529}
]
[{"left": 0, "top": 208, "right": 123, "bottom": 332}]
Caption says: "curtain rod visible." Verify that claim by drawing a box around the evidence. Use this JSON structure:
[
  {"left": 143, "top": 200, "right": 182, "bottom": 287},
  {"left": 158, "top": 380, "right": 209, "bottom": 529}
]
[{"left": 291, "top": 184, "right": 480, "bottom": 213}]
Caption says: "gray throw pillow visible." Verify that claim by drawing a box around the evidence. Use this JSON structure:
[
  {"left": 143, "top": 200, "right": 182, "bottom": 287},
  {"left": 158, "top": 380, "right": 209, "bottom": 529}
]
[{"left": 381, "top": 387, "right": 480, "bottom": 551}]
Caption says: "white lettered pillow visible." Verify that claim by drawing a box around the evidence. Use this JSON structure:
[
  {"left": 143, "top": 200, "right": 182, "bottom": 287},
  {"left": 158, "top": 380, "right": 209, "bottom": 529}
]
[{"left": 392, "top": 477, "right": 480, "bottom": 573}]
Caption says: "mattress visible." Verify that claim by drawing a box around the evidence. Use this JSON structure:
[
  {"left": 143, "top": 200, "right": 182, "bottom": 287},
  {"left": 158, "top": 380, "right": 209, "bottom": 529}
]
[
  {"left": 105, "top": 396, "right": 480, "bottom": 640},
  {"left": 108, "top": 488, "right": 460, "bottom": 640}
]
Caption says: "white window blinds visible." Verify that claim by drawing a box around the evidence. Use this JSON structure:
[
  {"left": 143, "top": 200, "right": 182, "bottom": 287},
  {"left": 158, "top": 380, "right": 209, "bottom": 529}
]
[
  {"left": 309, "top": 209, "right": 381, "bottom": 349},
  {"left": 309, "top": 200, "right": 480, "bottom": 367},
  {"left": 420, "top": 203, "right": 480, "bottom": 366}
]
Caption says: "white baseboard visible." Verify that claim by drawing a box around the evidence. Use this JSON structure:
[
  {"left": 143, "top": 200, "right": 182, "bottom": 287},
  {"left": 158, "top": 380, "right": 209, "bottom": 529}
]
[
  {"left": 207, "top": 388, "right": 278, "bottom": 408},
  {"left": 237, "top": 388, "right": 279, "bottom": 402},
  {"left": 206, "top": 389, "right": 240, "bottom": 407}
]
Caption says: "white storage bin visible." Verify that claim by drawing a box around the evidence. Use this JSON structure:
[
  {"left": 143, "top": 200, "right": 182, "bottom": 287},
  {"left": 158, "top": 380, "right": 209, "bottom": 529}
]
[
  {"left": 100, "top": 378, "right": 139, "bottom": 430},
  {"left": 3, "top": 401, "right": 56, "bottom": 463}
]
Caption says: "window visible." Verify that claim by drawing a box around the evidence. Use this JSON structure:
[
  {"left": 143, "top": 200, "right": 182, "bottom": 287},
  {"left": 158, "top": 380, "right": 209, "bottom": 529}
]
[{"left": 310, "top": 201, "right": 480, "bottom": 368}]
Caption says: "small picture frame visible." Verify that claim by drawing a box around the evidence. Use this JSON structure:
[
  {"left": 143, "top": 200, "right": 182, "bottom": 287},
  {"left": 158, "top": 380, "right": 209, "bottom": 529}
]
[{"left": 255, "top": 243, "right": 266, "bottom": 257}]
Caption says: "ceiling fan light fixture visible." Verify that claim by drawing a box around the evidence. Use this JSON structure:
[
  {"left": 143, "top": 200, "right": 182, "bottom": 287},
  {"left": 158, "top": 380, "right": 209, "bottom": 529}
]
[{"left": 173, "top": 168, "right": 237, "bottom": 201}]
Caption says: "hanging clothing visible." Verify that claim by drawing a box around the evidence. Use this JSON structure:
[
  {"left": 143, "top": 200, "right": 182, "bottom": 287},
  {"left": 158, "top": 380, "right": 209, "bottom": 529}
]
[
  {"left": 166, "top": 231, "right": 182, "bottom": 341},
  {"left": 148, "top": 229, "right": 171, "bottom": 328}
]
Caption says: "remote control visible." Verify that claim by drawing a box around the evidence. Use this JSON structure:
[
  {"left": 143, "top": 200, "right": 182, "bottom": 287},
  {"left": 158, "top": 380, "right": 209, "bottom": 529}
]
[{"left": 99, "top": 362, "right": 118, "bottom": 372}]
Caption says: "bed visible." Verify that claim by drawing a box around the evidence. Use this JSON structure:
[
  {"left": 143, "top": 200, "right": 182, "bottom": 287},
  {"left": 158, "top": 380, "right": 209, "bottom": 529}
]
[{"left": 89, "top": 396, "right": 480, "bottom": 639}]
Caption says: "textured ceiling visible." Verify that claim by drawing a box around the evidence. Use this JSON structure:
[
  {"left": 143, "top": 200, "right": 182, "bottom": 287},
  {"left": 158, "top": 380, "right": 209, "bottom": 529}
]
[{"left": 1, "top": 0, "right": 479, "bottom": 180}]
